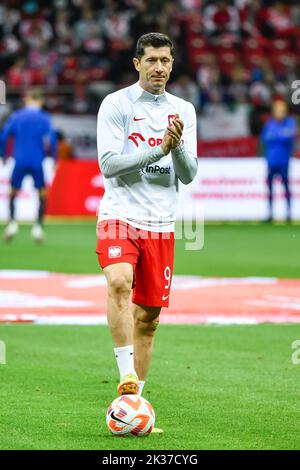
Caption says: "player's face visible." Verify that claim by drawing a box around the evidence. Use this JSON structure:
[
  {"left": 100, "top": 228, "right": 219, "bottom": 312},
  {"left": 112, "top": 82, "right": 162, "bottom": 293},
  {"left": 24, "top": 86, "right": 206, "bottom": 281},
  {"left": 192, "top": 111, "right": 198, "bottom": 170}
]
[
  {"left": 272, "top": 101, "right": 288, "bottom": 120},
  {"left": 133, "top": 46, "right": 174, "bottom": 94}
]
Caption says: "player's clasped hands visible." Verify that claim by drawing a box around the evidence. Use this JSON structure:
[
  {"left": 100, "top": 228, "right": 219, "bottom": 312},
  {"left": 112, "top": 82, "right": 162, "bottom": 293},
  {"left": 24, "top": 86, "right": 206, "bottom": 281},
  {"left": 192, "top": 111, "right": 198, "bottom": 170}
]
[{"left": 162, "top": 113, "right": 184, "bottom": 155}]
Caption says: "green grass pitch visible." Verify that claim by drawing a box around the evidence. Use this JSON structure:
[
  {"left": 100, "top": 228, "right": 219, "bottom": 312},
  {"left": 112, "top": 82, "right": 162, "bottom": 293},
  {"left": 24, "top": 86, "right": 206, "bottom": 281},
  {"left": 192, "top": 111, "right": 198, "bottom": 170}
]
[
  {"left": 0, "top": 221, "right": 300, "bottom": 449},
  {"left": 0, "top": 324, "right": 299, "bottom": 450},
  {"left": 0, "top": 220, "right": 299, "bottom": 277}
]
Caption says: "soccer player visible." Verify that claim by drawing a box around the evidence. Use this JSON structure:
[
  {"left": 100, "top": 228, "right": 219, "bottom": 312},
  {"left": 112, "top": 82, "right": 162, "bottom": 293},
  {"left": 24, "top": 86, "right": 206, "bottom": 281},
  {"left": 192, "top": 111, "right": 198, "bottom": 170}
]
[
  {"left": 0, "top": 88, "right": 57, "bottom": 242},
  {"left": 96, "top": 33, "right": 198, "bottom": 427},
  {"left": 262, "top": 99, "right": 297, "bottom": 222}
]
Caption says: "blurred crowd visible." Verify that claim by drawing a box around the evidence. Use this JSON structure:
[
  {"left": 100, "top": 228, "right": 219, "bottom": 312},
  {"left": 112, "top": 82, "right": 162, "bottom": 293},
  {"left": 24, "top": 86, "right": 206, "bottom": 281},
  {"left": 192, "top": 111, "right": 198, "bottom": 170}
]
[{"left": 0, "top": 0, "right": 300, "bottom": 136}]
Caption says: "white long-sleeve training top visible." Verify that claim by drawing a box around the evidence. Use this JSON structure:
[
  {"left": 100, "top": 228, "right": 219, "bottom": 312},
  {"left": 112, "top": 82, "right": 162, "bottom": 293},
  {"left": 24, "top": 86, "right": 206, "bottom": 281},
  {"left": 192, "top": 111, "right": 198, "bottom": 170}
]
[{"left": 97, "top": 81, "right": 198, "bottom": 232}]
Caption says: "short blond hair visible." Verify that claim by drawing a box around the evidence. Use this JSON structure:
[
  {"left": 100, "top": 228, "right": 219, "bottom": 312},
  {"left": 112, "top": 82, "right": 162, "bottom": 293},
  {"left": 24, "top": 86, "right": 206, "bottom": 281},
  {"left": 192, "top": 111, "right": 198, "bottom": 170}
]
[{"left": 25, "top": 87, "right": 45, "bottom": 102}]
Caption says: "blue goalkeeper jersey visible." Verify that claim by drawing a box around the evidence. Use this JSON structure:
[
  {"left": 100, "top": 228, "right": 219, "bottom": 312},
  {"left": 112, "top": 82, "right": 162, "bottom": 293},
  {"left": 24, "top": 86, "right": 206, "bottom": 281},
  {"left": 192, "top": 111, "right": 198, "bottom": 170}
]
[
  {"left": 262, "top": 117, "right": 297, "bottom": 167},
  {"left": 0, "top": 106, "right": 57, "bottom": 167}
]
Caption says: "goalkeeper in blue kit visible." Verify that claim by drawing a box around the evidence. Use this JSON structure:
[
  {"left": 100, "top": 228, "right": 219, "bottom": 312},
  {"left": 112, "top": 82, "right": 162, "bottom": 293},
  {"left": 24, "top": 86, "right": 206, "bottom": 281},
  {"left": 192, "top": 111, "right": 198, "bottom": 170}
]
[
  {"left": 0, "top": 88, "right": 57, "bottom": 242},
  {"left": 262, "top": 100, "right": 297, "bottom": 222}
]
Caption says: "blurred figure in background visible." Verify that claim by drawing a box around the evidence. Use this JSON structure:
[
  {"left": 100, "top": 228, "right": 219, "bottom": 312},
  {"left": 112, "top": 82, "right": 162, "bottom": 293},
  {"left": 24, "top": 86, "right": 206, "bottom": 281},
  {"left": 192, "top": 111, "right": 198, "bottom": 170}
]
[
  {"left": 203, "top": 0, "right": 240, "bottom": 44},
  {"left": 262, "top": 99, "right": 297, "bottom": 222},
  {"left": 0, "top": 88, "right": 57, "bottom": 242},
  {"left": 56, "top": 130, "right": 74, "bottom": 161},
  {"left": 169, "top": 74, "right": 200, "bottom": 110}
]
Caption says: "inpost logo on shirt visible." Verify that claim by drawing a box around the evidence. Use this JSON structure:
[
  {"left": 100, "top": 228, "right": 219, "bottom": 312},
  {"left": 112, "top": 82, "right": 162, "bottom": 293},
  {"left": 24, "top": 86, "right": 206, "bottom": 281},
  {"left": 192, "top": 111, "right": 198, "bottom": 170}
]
[{"left": 141, "top": 165, "right": 171, "bottom": 175}]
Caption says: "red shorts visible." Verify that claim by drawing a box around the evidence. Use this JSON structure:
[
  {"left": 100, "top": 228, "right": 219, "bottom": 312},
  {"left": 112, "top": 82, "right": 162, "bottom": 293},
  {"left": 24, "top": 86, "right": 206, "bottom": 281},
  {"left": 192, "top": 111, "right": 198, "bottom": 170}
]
[{"left": 96, "top": 219, "right": 174, "bottom": 307}]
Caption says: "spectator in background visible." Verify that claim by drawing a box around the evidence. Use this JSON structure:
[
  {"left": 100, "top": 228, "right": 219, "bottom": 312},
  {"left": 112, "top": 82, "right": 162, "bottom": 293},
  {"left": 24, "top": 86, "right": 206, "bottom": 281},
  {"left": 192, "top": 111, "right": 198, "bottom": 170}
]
[
  {"left": 73, "top": 7, "right": 101, "bottom": 46},
  {"left": 235, "top": 0, "right": 260, "bottom": 38},
  {"left": 28, "top": 40, "right": 61, "bottom": 86},
  {"left": 203, "top": 0, "right": 240, "bottom": 44},
  {"left": 169, "top": 74, "right": 200, "bottom": 110},
  {"left": 56, "top": 130, "right": 74, "bottom": 161},
  {"left": 291, "top": 2, "right": 300, "bottom": 28},
  {"left": 19, "top": 15, "right": 53, "bottom": 49},
  {"left": 249, "top": 72, "right": 272, "bottom": 107},
  {"left": 54, "top": 8, "right": 72, "bottom": 41},
  {"left": 102, "top": 1, "right": 132, "bottom": 47},
  {"left": 157, "top": 2, "right": 181, "bottom": 41},
  {"left": 262, "top": 99, "right": 297, "bottom": 222},
  {"left": 0, "top": 5, "right": 22, "bottom": 64},
  {"left": 179, "top": 0, "right": 202, "bottom": 10},
  {"left": 129, "top": 0, "right": 158, "bottom": 42},
  {"left": 203, "top": 88, "right": 228, "bottom": 117},
  {"left": 196, "top": 53, "right": 221, "bottom": 90},
  {"left": 227, "top": 62, "right": 249, "bottom": 102},
  {"left": 257, "top": 0, "right": 300, "bottom": 40},
  {"left": 7, "top": 57, "right": 32, "bottom": 87},
  {"left": 0, "top": 4, "right": 20, "bottom": 37}
]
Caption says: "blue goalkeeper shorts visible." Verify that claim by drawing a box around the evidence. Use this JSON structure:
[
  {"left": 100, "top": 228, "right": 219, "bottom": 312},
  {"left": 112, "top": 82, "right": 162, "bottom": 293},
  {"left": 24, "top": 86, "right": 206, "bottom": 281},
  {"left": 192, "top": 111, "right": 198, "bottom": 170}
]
[{"left": 11, "top": 165, "right": 45, "bottom": 190}]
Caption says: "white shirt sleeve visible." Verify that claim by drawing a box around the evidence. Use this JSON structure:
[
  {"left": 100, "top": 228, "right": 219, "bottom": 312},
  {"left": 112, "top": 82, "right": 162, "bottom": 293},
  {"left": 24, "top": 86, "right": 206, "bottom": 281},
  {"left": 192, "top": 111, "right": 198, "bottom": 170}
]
[
  {"left": 97, "top": 95, "right": 165, "bottom": 178},
  {"left": 171, "top": 102, "right": 198, "bottom": 184}
]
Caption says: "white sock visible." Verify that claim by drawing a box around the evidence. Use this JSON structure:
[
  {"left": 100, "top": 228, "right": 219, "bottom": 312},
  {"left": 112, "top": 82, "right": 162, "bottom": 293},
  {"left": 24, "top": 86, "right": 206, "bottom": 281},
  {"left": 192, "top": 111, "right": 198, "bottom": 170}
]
[
  {"left": 138, "top": 380, "right": 145, "bottom": 396},
  {"left": 114, "top": 345, "right": 136, "bottom": 379}
]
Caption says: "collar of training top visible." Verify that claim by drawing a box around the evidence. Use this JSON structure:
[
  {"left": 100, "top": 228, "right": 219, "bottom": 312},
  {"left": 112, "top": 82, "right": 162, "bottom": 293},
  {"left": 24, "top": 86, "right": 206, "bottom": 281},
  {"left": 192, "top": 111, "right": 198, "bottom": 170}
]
[{"left": 130, "top": 81, "right": 168, "bottom": 104}]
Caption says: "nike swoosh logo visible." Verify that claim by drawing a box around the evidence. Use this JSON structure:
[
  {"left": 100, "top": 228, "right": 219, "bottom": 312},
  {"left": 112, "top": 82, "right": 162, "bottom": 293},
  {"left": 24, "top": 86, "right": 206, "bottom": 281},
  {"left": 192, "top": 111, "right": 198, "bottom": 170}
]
[
  {"left": 133, "top": 117, "right": 146, "bottom": 121},
  {"left": 162, "top": 294, "right": 169, "bottom": 300},
  {"left": 110, "top": 411, "right": 128, "bottom": 425}
]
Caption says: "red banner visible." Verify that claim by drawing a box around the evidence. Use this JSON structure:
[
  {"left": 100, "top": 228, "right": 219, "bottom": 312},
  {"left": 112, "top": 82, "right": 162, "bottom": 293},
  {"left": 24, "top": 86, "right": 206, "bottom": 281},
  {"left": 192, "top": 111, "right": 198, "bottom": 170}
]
[
  {"left": 44, "top": 157, "right": 300, "bottom": 220},
  {"left": 46, "top": 161, "right": 103, "bottom": 215},
  {"left": 198, "top": 137, "right": 258, "bottom": 158}
]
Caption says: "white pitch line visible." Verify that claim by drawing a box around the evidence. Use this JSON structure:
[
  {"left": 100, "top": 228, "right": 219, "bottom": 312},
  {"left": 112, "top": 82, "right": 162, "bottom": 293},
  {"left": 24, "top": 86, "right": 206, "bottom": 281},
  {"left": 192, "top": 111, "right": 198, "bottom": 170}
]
[{"left": 0, "top": 313, "right": 298, "bottom": 325}]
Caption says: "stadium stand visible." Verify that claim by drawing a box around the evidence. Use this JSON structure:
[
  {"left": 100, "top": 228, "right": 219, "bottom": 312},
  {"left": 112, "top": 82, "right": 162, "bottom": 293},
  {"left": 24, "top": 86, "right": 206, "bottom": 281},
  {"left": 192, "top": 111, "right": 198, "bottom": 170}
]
[{"left": 0, "top": 0, "right": 299, "bottom": 153}]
